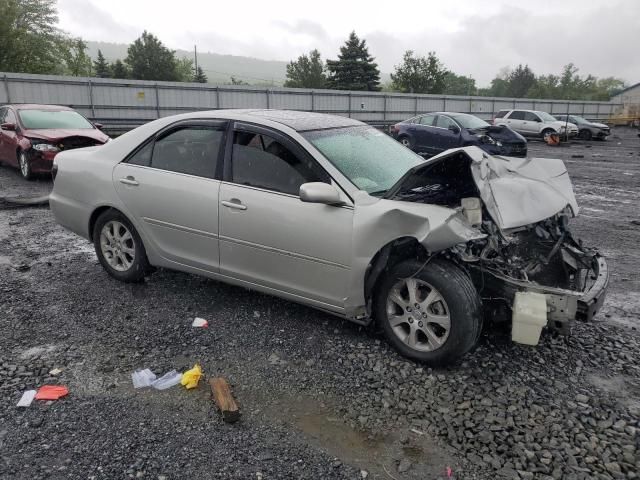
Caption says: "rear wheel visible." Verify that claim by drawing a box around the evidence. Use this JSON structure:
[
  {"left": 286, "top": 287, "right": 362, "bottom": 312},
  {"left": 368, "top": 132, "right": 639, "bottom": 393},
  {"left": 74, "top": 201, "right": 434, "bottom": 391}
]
[
  {"left": 18, "top": 151, "right": 33, "bottom": 180},
  {"left": 93, "top": 209, "right": 150, "bottom": 282},
  {"left": 374, "top": 258, "right": 482, "bottom": 366},
  {"left": 579, "top": 129, "right": 592, "bottom": 141}
]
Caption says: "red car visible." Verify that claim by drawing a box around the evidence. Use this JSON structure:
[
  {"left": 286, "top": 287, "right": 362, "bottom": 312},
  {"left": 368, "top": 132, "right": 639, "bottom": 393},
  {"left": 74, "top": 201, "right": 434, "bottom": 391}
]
[{"left": 0, "top": 104, "right": 110, "bottom": 180}]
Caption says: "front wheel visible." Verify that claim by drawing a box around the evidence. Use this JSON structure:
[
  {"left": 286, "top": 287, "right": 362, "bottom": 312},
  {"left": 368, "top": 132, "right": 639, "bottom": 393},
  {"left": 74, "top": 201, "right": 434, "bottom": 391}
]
[
  {"left": 93, "top": 209, "right": 150, "bottom": 282},
  {"left": 18, "top": 151, "right": 34, "bottom": 180},
  {"left": 398, "top": 136, "right": 414, "bottom": 150},
  {"left": 374, "top": 258, "right": 482, "bottom": 366},
  {"left": 579, "top": 129, "right": 592, "bottom": 141}
]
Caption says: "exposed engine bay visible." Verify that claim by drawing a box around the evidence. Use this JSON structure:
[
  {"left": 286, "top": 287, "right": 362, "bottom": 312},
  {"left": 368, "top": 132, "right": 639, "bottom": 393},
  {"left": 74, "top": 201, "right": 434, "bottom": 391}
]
[{"left": 386, "top": 148, "right": 608, "bottom": 335}]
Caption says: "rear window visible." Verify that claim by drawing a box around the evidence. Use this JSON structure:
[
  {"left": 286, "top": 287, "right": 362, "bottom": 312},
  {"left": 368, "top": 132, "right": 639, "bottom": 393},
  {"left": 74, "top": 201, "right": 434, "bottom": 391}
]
[
  {"left": 494, "top": 110, "right": 508, "bottom": 119},
  {"left": 18, "top": 110, "right": 93, "bottom": 129}
]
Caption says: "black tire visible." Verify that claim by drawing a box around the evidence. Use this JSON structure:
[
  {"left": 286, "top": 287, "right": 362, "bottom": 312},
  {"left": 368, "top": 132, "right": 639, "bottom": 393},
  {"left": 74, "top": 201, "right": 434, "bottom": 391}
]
[
  {"left": 93, "top": 209, "right": 150, "bottom": 283},
  {"left": 18, "top": 150, "right": 34, "bottom": 180},
  {"left": 579, "top": 129, "right": 592, "bottom": 141},
  {"left": 540, "top": 128, "right": 555, "bottom": 141},
  {"left": 374, "top": 258, "right": 482, "bottom": 366},
  {"left": 398, "top": 135, "right": 414, "bottom": 150}
]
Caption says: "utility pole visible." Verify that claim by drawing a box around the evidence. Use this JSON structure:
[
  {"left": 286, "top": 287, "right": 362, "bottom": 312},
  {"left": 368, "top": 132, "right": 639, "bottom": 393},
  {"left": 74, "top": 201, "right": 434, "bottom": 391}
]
[{"left": 194, "top": 45, "right": 198, "bottom": 77}]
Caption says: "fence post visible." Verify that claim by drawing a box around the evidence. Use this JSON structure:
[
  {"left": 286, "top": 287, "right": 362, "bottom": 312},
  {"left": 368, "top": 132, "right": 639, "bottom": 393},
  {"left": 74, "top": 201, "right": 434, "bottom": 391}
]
[
  {"left": 87, "top": 79, "right": 95, "bottom": 118},
  {"left": 348, "top": 92, "right": 352, "bottom": 118},
  {"left": 582, "top": 102, "right": 586, "bottom": 116},
  {"left": 311, "top": 91, "right": 315, "bottom": 111},
  {"left": 596, "top": 103, "right": 600, "bottom": 120},
  {"left": 3, "top": 74, "right": 10, "bottom": 103},
  {"left": 266, "top": 88, "right": 270, "bottom": 109},
  {"left": 469, "top": 97, "right": 472, "bottom": 114},
  {"left": 443, "top": 96, "right": 447, "bottom": 112},
  {"left": 383, "top": 94, "right": 387, "bottom": 122},
  {"left": 216, "top": 86, "right": 221, "bottom": 109},
  {"left": 492, "top": 98, "right": 496, "bottom": 115},
  {"left": 154, "top": 83, "right": 160, "bottom": 118},
  {"left": 414, "top": 96, "right": 418, "bottom": 115}
]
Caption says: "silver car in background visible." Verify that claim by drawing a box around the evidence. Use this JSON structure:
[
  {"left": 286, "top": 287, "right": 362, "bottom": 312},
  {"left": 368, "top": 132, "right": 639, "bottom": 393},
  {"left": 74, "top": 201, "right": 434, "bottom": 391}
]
[
  {"left": 49, "top": 109, "right": 608, "bottom": 365},
  {"left": 554, "top": 114, "right": 611, "bottom": 140}
]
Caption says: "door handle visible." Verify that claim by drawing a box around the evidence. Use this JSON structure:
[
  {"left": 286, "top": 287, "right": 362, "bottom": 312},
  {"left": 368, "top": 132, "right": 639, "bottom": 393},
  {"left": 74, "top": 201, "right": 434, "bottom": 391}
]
[
  {"left": 221, "top": 199, "right": 247, "bottom": 210},
  {"left": 119, "top": 176, "right": 139, "bottom": 186}
]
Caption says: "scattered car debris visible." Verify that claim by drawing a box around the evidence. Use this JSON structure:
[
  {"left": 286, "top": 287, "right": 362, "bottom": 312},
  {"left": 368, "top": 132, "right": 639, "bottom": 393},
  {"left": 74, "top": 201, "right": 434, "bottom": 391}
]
[
  {"left": 0, "top": 194, "right": 50, "bottom": 209},
  {"left": 48, "top": 368, "right": 63, "bottom": 376},
  {"left": 409, "top": 428, "right": 424, "bottom": 436},
  {"left": 35, "top": 385, "right": 68, "bottom": 401},
  {"left": 131, "top": 368, "right": 157, "bottom": 388},
  {"left": 192, "top": 317, "right": 208, "bottom": 328},
  {"left": 16, "top": 390, "right": 37, "bottom": 407},
  {"left": 181, "top": 364, "right": 202, "bottom": 389},
  {"left": 150, "top": 370, "right": 182, "bottom": 390},
  {"left": 210, "top": 377, "right": 240, "bottom": 423}
]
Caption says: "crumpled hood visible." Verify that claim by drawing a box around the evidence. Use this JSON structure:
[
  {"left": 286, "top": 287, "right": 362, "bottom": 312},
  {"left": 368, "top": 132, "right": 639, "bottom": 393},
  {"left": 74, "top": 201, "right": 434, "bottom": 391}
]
[
  {"left": 23, "top": 128, "right": 109, "bottom": 143},
  {"left": 385, "top": 146, "right": 579, "bottom": 230},
  {"left": 587, "top": 122, "right": 609, "bottom": 129}
]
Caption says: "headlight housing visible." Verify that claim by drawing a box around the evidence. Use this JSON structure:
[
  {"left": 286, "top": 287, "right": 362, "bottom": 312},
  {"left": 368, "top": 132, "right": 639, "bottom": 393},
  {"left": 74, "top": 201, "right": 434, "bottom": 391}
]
[
  {"left": 30, "top": 141, "right": 60, "bottom": 153},
  {"left": 477, "top": 134, "right": 496, "bottom": 145}
]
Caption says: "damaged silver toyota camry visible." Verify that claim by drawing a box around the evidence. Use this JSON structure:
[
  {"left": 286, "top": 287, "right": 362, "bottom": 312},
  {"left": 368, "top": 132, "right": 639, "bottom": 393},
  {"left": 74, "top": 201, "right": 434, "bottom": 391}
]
[{"left": 50, "top": 110, "right": 608, "bottom": 365}]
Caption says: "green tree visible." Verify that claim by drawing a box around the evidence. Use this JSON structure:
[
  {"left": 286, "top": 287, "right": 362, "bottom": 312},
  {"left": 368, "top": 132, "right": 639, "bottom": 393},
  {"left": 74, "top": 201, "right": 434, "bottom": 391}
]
[
  {"left": 125, "top": 31, "right": 181, "bottom": 81},
  {"left": 93, "top": 49, "right": 110, "bottom": 78},
  {"left": 110, "top": 59, "right": 128, "bottom": 79},
  {"left": 174, "top": 57, "right": 194, "bottom": 82},
  {"left": 443, "top": 72, "right": 476, "bottom": 95},
  {"left": 326, "top": 31, "right": 380, "bottom": 91},
  {"left": 229, "top": 76, "right": 249, "bottom": 85},
  {"left": 64, "top": 38, "right": 91, "bottom": 76},
  {"left": 0, "top": 0, "right": 69, "bottom": 74},
  {"left": 284, "top": 49, "right": 326, "bottom": 88},
  {"left": 391, "top": 51, "right": 448, "bottom": 94},
  {"left": 193, "top": 66, "right": 207, "bottom": 83},
  {"left": 506, "top": 64, "right": 536, "bottom": 97}
]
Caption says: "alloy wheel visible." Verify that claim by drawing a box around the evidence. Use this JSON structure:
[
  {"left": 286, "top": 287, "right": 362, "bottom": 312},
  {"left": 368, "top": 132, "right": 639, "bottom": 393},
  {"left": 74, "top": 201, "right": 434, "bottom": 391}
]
[
  {"left": 99, "top": 220, "right": 136, "bottom": 272},
  {"left": 386, "top": 277, "right": 451, "bottom": 352}
]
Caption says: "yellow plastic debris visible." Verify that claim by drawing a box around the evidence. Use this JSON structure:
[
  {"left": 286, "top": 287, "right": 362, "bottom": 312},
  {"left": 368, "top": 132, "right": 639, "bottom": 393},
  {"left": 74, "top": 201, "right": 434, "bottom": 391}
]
[{"left": 181, "top": 364, "right": 202, "bottom": 390}]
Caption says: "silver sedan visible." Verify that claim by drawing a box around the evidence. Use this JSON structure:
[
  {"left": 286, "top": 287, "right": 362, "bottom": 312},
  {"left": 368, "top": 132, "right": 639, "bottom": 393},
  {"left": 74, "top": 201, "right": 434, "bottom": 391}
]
[{"left": 50, "top": 109, "right": 608, "bottom": 365}]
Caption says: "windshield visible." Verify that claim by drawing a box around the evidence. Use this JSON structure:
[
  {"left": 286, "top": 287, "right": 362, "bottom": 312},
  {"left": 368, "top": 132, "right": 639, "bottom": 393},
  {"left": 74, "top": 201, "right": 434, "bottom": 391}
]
[
  {"left": 18, "top": 110, "right": 94, "bottom": 129},
  {"left": 449, "top": 114, "right": 489, "bottom": 129},
  {"left": 303, "top": 126, "right": 423, "bottom": 195},
  {"left": 569, "top": 115, "right": 586, "bottom": 124},
  {"left": 537, "top": 111, "right": 557, "bottom": 122}
]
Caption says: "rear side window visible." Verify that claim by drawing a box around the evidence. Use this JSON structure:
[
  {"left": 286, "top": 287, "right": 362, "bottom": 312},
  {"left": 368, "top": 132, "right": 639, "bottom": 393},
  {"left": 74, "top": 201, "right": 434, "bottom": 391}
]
[
  {"left": 231, "top": 131, "right": 327, "bottom": 196},
  {"left": 508, "top": 110, "right": 525, "bottom": 120},
  {"left": 127, "top": 126, "right": 224, "bottom": 178},
  {"left": 494, "top": 110, "right": 507, "bottom": 119},
  {"left": 418, "top": 114, "right": 435, "bottom": 126}
]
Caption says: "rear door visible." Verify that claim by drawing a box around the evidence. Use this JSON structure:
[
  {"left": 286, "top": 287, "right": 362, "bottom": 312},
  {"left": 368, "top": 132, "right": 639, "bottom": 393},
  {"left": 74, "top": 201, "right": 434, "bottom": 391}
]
[
  {"left": 113, "top": 120, "right": 227, "bottom": 271},
  {"left": 0, "top": 108, "right": 18, "bottom": 166},
  {"left": 504, "top": 110, "right": 526, "bottom": 134},
  {"left": 218, "top": 122, "right": 353, "bottom": 308},
  {"left": 412, "top": 114, "right": 437, "bottom": 152}
]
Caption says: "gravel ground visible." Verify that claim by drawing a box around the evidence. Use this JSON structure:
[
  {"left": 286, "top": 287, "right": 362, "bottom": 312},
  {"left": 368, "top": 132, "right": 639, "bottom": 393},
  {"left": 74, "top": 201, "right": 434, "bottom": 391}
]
[{"left": 0, "top": 127, "right": 639, "bottom": 480}]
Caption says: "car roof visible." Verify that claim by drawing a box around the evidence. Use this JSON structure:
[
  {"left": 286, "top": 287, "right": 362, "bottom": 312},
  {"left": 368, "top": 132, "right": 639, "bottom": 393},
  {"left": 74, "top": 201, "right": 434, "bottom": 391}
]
[
  {"left": 5, "top": 104, "right": 74, "bottom": 111},
  {"left": 215, "top": 109, "right": 364, "bottom": 132}
]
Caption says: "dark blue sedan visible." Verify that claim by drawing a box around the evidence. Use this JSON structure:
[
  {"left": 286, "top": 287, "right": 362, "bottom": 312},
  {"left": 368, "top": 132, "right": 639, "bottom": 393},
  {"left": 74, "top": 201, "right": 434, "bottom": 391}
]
[{"left": 390, "top": 112, "right": 527, "bottom": 157}]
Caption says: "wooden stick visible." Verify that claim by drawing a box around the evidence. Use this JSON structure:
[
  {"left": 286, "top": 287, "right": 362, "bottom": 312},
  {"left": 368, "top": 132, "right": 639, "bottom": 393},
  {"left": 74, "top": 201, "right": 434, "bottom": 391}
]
[{"left": 209, "top": 377, "right": 240, "bottom": 423}]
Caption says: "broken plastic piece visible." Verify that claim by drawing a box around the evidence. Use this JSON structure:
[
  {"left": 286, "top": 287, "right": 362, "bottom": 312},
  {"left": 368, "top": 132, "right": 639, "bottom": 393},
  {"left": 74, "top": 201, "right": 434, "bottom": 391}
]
[
  {"left": 511, "top": 291, "right": 548, "bottom": 345},
  {"left": 131, "top": 368, "right": 157, "bottom": 388},
  {"left": 49, "top": 368, "right": 63, "bottom": 376},
  {"left": 35, "top": 385, "right": 69, "bottom": 401},
  {"left": 192, "top": 317, "right": 208, "bottom": 328},
  {"left": 17, "top": 390, "right": 37, "bottom": 407},
  {"left": 181, "top": 364, "right": 203, "bottom": 389},
  {"left": 151, "top": 370, "right": 182, "bottom": 390}
]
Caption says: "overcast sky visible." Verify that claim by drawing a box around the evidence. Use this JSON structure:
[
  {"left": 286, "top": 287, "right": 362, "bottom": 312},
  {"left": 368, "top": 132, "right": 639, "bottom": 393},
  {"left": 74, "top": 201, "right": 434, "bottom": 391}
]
[{"left": 57, "top": 0, "right": 639, "bottom": 86}]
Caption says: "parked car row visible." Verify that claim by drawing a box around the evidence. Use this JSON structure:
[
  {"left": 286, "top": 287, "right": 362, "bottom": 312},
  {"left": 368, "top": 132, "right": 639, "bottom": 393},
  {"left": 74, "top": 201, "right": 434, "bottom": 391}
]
[{"left": 0, "top": 104, "right": 110, "bottom": 179}]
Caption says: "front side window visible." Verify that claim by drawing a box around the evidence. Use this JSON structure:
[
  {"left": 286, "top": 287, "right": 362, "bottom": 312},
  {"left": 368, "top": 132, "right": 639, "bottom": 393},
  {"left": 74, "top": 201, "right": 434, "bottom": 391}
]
[
  {"left": 303, "top": 126, "right": 423, "bottom": 195},
  {"left": 18, "top": 109, "right": 93, "bottom": 129},
  {"left": 495, "top": 110, "right": 507, "bottom": 119},
  {"left": 537, "top": 111, "right": 557, "bottom": 122},
  {"left": 231, "top": 131, "right": 327, "bottom": 196},
  {"left": 524, "top": 112, "right": 540, "bottom": 122},
  {"left": 145, "top": 127, "right": 223, "bottom": 178}
]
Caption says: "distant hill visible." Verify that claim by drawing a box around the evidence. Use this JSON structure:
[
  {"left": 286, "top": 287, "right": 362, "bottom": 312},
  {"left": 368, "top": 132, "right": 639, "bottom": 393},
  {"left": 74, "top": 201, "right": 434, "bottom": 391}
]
[{"left": 86, "top": 41, "right": 289, "bottom": 86}]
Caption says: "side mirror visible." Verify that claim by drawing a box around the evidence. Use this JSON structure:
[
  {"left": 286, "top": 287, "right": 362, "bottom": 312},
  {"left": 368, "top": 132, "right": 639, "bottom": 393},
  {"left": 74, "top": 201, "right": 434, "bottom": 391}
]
[
  {"left": 1, "top": 122, "right": 16, "bottom": 131},
  {"left": 299, "top": 182, "right": 343, "bottom": 205},
  {"left": 448, "top": 124, "right": 460, "bottom": 134},
  {"left": 93, "top": 122, "right": 104, "bottom": 130}
]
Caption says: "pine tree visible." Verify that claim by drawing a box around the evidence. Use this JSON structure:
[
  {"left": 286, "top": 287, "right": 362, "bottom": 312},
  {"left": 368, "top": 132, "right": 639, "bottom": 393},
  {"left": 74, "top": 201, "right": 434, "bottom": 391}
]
[
  {"left": 93, "top": 50, "right": 110, "bottom": 78},
  {"left": 326, "top": 32, "right": 380, "bottom": 91},
  {"left": 194, "top": 66, "right": 207, "bottom": 83},
  {"left": 125, "top": 31, "right": 180, "bottom": 81},
  {"left": 284, "top": 49, "right": 326, "bottom": 88},
  {"left": 110, "top": 59, "right": 128, "bottom": 79}
]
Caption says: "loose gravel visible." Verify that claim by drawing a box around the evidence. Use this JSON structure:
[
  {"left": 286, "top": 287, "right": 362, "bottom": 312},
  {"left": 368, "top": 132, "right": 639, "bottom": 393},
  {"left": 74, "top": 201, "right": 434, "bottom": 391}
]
[{"left": 0, "top": 128, "right": 638, "bottom": 480}]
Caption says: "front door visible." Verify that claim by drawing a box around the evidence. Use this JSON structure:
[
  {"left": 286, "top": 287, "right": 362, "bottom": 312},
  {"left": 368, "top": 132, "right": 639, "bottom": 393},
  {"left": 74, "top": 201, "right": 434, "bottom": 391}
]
[
  {"left": 113, "top": 121, "right": 227, "bottom": 272},
  {"left": 433, "top": 115, "right": 462, "bottom": 151},
  {"left": 218, "top": 123, "right": 353, "bottom": 308}
]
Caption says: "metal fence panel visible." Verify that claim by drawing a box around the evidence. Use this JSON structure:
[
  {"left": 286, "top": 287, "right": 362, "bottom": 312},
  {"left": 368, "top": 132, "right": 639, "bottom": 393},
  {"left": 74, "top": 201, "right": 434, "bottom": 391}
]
[{"left": 0, "top": 72, "right": 621, "bottom": 129}]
